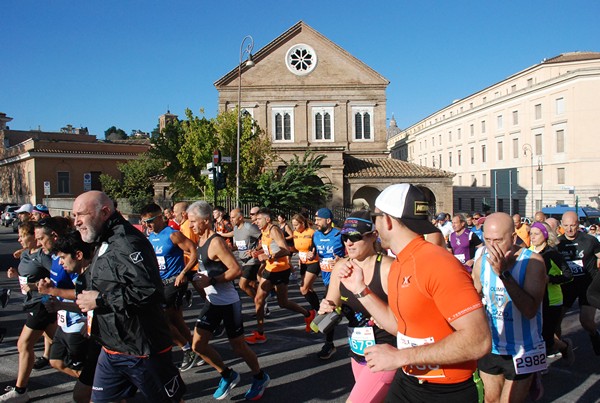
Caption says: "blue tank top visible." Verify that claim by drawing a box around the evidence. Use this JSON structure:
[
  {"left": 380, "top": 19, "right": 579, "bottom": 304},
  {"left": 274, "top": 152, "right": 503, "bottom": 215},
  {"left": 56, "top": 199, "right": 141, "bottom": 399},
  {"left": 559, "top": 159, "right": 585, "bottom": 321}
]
[
  {"left": 480, "top": 248, "right": 544, "bottom": 354},
  {"left": 148, "top": 226, "right": 185, "bottom": 280}
]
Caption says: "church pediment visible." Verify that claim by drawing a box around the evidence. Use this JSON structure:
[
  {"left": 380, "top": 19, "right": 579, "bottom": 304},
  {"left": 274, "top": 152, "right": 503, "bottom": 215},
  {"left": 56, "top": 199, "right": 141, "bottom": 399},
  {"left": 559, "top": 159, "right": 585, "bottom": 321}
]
[{"left": 215, "top": 21, "right": 389, "bottom": 91}]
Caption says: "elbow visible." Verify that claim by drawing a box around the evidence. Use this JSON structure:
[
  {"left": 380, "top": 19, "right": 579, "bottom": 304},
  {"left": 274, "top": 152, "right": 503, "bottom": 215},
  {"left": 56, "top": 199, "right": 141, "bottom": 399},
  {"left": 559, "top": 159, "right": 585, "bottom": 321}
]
[{"left": 472, "top": 327, "right": 492, "bottom": 360}]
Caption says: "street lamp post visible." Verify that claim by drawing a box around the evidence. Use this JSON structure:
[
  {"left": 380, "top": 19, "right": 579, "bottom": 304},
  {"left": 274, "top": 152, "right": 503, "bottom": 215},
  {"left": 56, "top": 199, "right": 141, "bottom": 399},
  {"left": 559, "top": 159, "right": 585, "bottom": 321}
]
[
  {"left": 236, "top": 35, "right": 255, "bottom": 208},
  {"left": 523, "top": 143, "right": 534, "bottom": 217},
  {"left": 537, "top": 156, "right": 543, "bottom": 210}
]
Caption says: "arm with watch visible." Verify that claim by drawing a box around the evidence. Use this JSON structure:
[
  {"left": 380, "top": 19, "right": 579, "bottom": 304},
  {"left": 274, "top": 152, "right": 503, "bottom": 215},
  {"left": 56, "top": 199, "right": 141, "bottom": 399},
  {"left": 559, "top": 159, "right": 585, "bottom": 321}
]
[{"left": 337, "top": 258, "right": 398, "bottom": 335}]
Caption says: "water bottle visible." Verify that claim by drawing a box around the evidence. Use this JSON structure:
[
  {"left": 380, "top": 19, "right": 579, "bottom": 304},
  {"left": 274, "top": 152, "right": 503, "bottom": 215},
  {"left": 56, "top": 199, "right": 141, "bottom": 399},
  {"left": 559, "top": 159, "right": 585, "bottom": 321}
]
[{"left": 310, "top": 306, "right": 342, "bottom": 334}]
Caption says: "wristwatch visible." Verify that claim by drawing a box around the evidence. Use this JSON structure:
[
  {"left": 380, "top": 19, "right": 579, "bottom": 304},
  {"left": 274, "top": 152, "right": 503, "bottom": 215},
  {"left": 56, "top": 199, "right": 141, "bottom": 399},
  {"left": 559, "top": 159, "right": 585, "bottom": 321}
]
[
  {"left": 354, "top": 286, "right": 372, "bottom": 299},
  {"left": 95, "top": 293, "right": 105, "bottom": 308},
  {"left": 499, "top": 270, "right": 512, "bottom": 282}
]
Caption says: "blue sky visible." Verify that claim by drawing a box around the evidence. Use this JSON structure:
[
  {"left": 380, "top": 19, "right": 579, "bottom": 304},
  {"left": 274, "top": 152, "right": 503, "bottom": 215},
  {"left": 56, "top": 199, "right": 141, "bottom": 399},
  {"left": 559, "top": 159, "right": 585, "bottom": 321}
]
[{"left": 2, "top": 1, "right": 598, "bottom": 138}]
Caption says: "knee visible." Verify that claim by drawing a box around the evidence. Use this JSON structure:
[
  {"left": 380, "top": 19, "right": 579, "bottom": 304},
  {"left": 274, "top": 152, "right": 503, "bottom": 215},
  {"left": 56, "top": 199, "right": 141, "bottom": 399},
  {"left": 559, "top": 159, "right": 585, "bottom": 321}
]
[
  {"left": 16, "top": 337, "right": 30, "bottom": 354},
  {"left": 49, "top": 359, "right": 63, "bottom": 370}
]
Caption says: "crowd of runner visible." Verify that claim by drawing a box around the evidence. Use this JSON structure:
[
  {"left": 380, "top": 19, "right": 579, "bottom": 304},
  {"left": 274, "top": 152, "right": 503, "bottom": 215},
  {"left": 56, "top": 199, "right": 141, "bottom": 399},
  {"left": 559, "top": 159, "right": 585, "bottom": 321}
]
[{"left": 1, "top": 186, "right": 599, "bottom": 402}]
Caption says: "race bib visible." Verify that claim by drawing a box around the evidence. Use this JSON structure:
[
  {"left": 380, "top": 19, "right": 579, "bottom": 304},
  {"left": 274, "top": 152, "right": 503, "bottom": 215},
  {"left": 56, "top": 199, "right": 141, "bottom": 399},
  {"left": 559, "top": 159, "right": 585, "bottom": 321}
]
[
  {"left": 397, "top": 332, "right": 445, "bottom": 379},
  {"left": 57, "top": 309, "right": 67, "bottom": 327},
  {"left": 567, "top": 260, "right": 584, "bottom": 276},
  {"left": 298, "top": 251, "right": 308, "bottom": 263},
  {"left": 513, "top": 343, "right": 547, "bottom": 374},
  {"left": 157, "top": 256, "right": 166, "bottom": 272},
  {"left": 320, "top": 258, "right": 334, "bottom": 272},
  {"left": 18, "top": 276, "right": 28, "bottom": 295},
  {"left": 454, "top": 253, "right": 466, "bottom": 264},
  {"left": 348, "top": 326, "right": 376, "bottom": 356},
  {"left": 236, "top": 240, "right": 248, "bottom": 251},
  {"left": 262, "top": 244, "right": 270, "bottom": 256}
]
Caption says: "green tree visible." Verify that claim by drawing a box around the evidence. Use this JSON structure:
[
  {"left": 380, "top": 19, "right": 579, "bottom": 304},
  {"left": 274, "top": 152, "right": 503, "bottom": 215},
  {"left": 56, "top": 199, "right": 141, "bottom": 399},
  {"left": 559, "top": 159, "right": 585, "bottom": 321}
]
[
  {"left": 100, "top": 155, "right": 163, "bottom": 213},
  {"left": 104, "top": 126, "right": 128, "bottom": 140},
  {"left": 241, "top": 151, "right": 333, "bottom": 211},
  {"left": 212, "top": 109, "right": 275, "bottom": 196}
]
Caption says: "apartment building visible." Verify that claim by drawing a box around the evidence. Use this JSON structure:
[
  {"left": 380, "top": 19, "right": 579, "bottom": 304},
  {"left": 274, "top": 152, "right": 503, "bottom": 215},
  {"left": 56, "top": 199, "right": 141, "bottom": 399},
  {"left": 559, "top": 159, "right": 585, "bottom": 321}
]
[{"left": 388, "top": 52, "right": 600, "bottom": 218}]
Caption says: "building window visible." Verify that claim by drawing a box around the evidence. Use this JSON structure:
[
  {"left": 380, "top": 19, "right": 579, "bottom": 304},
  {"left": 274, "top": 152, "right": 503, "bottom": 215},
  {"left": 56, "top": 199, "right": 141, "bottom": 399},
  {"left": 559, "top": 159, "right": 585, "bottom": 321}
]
[
  {"left": 556, "top": 97, "right": 565, "bottom": 115},
  {"left": 285, "top": 44, "right": 317, "bottom": 76},
  {"left": 312, "top": 107, "right": 334, "bottom": 141},
  {"left": 535, "top": 133, "right": 542, "bottom": 155},
  {"left": 438, "top": 154, "right": 442, "bottom": 169},
  {"left": 482, "top": 145, "right": 487, "bottom": 163},
  {"left": 439, "top": 134, "right": 442, "bottom": 145},
  {"left": 458, "top": 128, "right": 461, "bottom": 140},
  {"left": 449, "top": 152, "right": 452, "bottom": 167},
  {"left": 471, "top": 175, "right": 476, "bottom": 186},
  {"left": 535, "top": 104, "right": 542, "bottom": 120},
  {"left": 512, "top": 110, "right": 519, "bottom": 125},
  {"left": 448, "top": 131, "right": 452, "bottom": 142},
  {"left": 432, "top": 136, "right": 435, "bottom": 147},
  {"left": 513, "top": 138, "right": 519, "bottom": 159},
  {"left": 353, "top": 107, "right": 373, "bottom": 141},
  {"left": 511, "top": 84, "right": 517, "bottom": 92},
  {"left": 556, "top": 129, "right": 565, "bottom": 153},
  {"left": 57, "top": 172, "right": 70, "bottom": 194},
  {"left": 497, "top": 141, "right": 503, "bottom": 161},
  {"left": 458, "top": 150, "right": 462, "bottom": 166},
  {"left": 482, "top": 173, "right": 487, "bottom": 186},
  {"left": 481, "top": 120, "right": 486, "bottom": 134},
  {"left": 272, "top": 108, "right": 294, "bottom": 141},
  {"left": 536, "top": 170, "right": 542, "bottom": 185},
  {"left": 470, "top": 147, "right": 474, "bottom": 164},
  {"left": 497, "top": 115, "right": 503, "bottom": 130},
  {"left": 527, "top": 78, "right": 533, "bottom": 87},
  {"left": 458, "top": 176, "right": 462, "bottom": 186},
  {"left": 470, "top": 124, "right": 474, "bottom": 136},
  {"left": 557, "top": 167, "right": 565, "bottom": 184}
]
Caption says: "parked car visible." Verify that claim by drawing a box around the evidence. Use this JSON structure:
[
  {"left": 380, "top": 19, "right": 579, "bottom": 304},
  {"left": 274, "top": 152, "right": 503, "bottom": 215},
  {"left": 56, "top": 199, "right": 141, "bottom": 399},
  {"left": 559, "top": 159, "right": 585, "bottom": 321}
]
[{"left": 1, "top": 205, "right": 18, "bottom": 227}]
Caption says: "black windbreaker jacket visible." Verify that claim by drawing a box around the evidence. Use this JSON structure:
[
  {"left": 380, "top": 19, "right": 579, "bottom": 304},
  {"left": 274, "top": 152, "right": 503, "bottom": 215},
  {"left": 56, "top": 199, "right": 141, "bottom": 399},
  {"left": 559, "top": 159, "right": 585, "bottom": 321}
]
[{"left": 88, "top": 211, "right": 172, "bottom": 356}]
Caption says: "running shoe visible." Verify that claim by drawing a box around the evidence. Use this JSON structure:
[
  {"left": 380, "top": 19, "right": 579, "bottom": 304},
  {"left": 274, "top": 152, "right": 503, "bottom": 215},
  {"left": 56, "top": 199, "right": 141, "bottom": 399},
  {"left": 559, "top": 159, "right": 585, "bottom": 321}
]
[
  {"left": 244, "top": 372, "right": 271, "bottom": 400},
  {"left": 0, "top": 386, "right": 30, "bottom": 403},
  {"left": 562, "top": 337, "right": 575, "bottom": 366},
  {"left": 264, "top": 302, "right": 271, "bottom": 318},
  {"left": 33, "top": 356, "right": 50, "bottom": 370},
  {"left": 590, "top": 330, "right": 600, "bottom": 355},
  {"left": 317, "top": 342, "right": 336, "bottom": 360},
  {"left": 305, "top": 309, "right": 316, "bottom": 332},
  {"left": 213, "top": 323, "right": 226, "bottom": 338},
  {"left": 184, "top": 289, "right": 193, "bottom": 308},
  {"left": 245, "top": 331, "right": 267, "bottom": 345},
  {"left": 179, "top": 350, "right": 197, "bottom": 372},
  {"left": 194, "top": 356, "right": 206, "bottom": 367},
  {"left": 0, "top": 289, "right": 10, "bottom": 309},
  {"left": 213, "top": 370, "right": 240, "bottom": 400}
]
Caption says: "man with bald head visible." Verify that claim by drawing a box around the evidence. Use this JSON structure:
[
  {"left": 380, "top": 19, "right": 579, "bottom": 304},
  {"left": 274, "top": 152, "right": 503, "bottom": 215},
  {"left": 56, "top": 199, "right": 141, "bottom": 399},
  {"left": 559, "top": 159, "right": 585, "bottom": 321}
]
[
  {"left": 73, "top": 191, "right": 186, "bottom": 402},
  {"left": 534, "top": 211, "right": 546, "bottom": 223},
  {"left": 472, "top": 212, "right": 548, "bottom": 402},
  {"left": 556, "top": 210, "right": 600, "bottom": 355}
]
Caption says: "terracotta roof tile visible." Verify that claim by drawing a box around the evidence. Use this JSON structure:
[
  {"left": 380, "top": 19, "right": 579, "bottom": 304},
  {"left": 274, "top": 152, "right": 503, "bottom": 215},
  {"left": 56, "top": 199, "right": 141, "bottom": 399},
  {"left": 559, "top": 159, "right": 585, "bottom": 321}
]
[
  {"left": 344, "top": 156, "right": 454, "bottom": 179},
  {"left": 543, "top": 52, "right": 600, "bottom": 64}
]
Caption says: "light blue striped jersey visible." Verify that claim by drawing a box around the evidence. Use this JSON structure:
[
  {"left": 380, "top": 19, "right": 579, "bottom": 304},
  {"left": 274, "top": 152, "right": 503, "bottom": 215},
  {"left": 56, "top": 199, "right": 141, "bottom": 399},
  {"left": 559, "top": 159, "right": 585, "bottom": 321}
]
[{"left": 480, "top": 248, "right": 543, "bottom": 355}]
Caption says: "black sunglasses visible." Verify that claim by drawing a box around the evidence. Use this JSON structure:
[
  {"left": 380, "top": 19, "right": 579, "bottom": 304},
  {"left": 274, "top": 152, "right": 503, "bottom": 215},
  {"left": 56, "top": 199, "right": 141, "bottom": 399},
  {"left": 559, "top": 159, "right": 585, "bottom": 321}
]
[{"left": 342, "top": 233, "right": 366, "bottom": 243}]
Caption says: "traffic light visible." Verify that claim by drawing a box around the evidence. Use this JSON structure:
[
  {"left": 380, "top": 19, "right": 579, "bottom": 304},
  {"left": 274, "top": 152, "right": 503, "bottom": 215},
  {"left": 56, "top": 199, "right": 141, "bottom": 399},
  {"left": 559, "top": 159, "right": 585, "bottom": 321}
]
[{"left": 216, "top": 171, "right": 227, "bottom": 190}]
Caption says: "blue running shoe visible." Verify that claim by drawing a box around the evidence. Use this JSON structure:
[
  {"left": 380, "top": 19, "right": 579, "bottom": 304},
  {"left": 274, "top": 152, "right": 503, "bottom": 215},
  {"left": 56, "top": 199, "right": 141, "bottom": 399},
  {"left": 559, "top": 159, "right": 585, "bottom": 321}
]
[
  {"left": 213, "top": 370, "right": 240, "bottom": 400},
  {"left": 245, "top": 372, "right": 270, "bottom": 400}
]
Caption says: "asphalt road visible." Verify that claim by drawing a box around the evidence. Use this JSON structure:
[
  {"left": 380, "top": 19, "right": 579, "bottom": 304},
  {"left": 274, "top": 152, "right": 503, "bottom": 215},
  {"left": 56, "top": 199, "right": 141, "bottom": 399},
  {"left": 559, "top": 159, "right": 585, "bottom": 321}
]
[{"left": 1, "top": 226, "right": 599, "bottom": 402}]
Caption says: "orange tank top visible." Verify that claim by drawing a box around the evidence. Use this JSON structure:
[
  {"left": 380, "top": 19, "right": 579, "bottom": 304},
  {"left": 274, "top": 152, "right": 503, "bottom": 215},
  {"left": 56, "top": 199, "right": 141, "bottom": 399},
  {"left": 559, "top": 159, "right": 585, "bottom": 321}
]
[
  {"left": 261, "top": 225, "right": 290, "bottom": 272},
  {"left": 293, "top": 228, "right": 319, "bottom": 264}
]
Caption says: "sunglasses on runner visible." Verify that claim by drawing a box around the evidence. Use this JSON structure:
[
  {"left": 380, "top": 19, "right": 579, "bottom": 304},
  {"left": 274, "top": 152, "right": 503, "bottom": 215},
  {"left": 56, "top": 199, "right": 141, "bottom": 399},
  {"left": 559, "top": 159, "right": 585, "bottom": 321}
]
[
  {"left": 141, "top": 215, "right": 162, "bottom": 224},
  {"left": 342, "top": 233, "right": 368, "bottom": 243}
]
